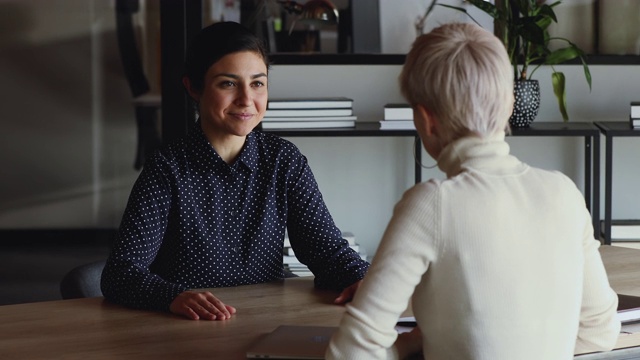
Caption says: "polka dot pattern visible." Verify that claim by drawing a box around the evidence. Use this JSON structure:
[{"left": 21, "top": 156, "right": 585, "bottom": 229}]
[
  {"left": 101, "top": 124, "right": 369, "bottom": 312},
  {"left": 510, "top": 80, "right": 540, "bottom": 128}
]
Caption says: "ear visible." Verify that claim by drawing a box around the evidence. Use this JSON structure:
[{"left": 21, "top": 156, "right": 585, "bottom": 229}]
[
  {"left": 415, "top": 104, "right": 439, "bottom": 137},
  {"left": 182, "top": 76, "right": 200, "bottom": 102}
]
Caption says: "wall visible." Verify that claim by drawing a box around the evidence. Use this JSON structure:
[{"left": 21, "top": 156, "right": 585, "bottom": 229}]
[
  {"left": 0, "top": 0, "right": 138, "bottom": 229},
  {"left": 1, "top": 1, "right": 640, "bottom": 257}
]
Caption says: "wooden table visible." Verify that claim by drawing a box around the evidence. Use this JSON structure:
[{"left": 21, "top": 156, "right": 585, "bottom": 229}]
[{"left": 0, "top": 245, "right": 639, "bottom": 359}]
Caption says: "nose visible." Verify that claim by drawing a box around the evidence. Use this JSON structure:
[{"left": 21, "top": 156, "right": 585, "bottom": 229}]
[{"left": 234, "top": 84, "right": 251, "bottom": 106}]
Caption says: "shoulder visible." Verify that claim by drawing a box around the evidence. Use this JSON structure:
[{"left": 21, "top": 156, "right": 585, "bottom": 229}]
[
  {"left": 395, "top": 179, "right": 443, "bottom": 213},
  {"left": 141, "top": 136, "right": 192, "bottom": 175}
]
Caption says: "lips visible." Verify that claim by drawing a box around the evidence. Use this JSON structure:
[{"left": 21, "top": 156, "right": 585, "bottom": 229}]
[{"left": 231, "top": 113, "right": 255, "bottom": 121}]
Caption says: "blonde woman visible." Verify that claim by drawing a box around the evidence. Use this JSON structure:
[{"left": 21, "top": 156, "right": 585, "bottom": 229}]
[{"left": 326, "top": 23, "right": 620, "bottom": 359}]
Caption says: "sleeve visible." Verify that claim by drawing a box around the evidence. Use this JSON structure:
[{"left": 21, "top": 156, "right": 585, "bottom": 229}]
[
  {"left": 574, "top": 210, "right": 621, "bottom": 354},
  {"left": 284, "top": 151, "right": 369, "bottom": 291},
  {"left": 100, "top": 154, "right": 188, "bottom": 312},
  {"left": 326, "top": 183, "right": 439, "bottom": 360}
]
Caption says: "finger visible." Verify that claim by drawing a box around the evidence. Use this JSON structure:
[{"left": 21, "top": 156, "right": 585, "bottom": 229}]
[
  {"left": 191, "top": 304, "right": 217, "bottom": 321},
  {"left": 225, "top": 304, "right": 237, "bottom": 314},
  {"left": 334, "top": 289, "right": 352, "bottom": 304},
  {"left": 202, "top": 293, "right": 232, "bottom": 319},
  {"left": 174, "top": 303, "right": 202, "bottom": 320}
]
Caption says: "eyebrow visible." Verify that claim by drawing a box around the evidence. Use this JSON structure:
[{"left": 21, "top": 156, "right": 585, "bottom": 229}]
[{"left": 214, "top": 73, "right": 268, "bottom": 80}]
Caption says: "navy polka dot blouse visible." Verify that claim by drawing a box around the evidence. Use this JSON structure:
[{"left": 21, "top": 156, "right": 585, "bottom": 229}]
[{"left": 101, "top": 123, "right": 369, "bottom": 312}]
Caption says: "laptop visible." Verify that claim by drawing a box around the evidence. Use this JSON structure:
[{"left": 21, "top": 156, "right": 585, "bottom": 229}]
[{"left": 246, "top": 325, "right": 337, "bottom": 359}]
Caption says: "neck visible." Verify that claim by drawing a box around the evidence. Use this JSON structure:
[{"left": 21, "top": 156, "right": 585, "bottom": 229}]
[{"left": 201, "top": 124, "right": 246, "bottom": 164}]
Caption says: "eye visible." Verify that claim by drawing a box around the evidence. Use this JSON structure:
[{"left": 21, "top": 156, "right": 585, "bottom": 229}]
[
  {"left": 219, "top": 80, "right": 236, "bottom": 88},
  {"left": 252, "top": 80, "right": 266, "bottom": 88}
]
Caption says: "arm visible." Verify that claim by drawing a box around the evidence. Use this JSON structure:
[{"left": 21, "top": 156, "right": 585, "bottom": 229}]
[
  {"left": 327, "top": 184, "right": 438, "bottom": 360},
  {"left": 101, "top": 154, "right": 188, "bottom": 312},
  {"left": 575, "top": 206, "right": 621, "bottom": 353},
  {"left": 285, "top": 154, "right": 369, "bottom": 292}
]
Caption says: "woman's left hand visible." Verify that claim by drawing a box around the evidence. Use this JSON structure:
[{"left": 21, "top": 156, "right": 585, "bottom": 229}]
[{"left": 334, "top": 280, "right": 362, "bottom": 304}]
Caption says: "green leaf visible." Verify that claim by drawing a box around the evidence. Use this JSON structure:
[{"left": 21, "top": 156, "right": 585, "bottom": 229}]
[
  {"left": 464, "top": 0, "right": 500, "bottom": 19},
  {"left": 545, "top": 46, "right": 581, "bottom": 65},
  {"left": 552, "top": 72, "right": 569, "bottom": 121},
  {"left": 581, "top": 57, "right": 592, "bottom": 91},
  {"left": 538, "top": 4, "right": 558, "bottom": 23},
  {"left": 518, "top": 17, "right": 545, "bottom": 45}
]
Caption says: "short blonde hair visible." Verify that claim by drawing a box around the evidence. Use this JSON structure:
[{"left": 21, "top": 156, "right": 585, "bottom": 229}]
[{"left": 399, "top": 23, "right": 513, "bottom": 143}]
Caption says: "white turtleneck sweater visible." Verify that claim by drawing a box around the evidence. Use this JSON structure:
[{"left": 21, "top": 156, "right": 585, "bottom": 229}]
[{"left": 326, "top": 134, "right": 620, "bottom": 360}]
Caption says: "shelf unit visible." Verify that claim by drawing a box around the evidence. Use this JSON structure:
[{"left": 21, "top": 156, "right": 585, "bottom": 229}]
[
  {"left": 263, "top": 122, "right": 423, "bottom": 184},
  {"left": 595, "top": 121, "right": 640, "bottom": 245},
  {"left": 265, "top": 121, "right": 602, "bottom": 238},
  {"left": 509, "top": 122, "right": 601, "bottom": 238}
]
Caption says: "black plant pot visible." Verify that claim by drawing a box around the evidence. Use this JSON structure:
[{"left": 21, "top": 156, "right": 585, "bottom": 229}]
[{"left": 510, "top": 80, "right": 541, "bottom": 128}]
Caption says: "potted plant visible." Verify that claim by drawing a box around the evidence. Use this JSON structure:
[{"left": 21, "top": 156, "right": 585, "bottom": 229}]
[{"left": 423, "top": 0, "right": 591, "bottom": 126}]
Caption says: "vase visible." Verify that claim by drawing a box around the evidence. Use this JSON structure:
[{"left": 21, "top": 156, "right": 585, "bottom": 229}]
[{"left": 510, "top": 80, "right": 541, "bottom": 128}]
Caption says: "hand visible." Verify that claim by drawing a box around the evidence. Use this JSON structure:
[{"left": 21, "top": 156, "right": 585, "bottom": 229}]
[
  {"left": 395, "top": 326, "right": 423, "bottom": 359},
  {"left": 169, "top": 290, "right": 237, "bottom": 321},
  {"left": 334, "top": 280, "right": 362, "bottom": 304}
]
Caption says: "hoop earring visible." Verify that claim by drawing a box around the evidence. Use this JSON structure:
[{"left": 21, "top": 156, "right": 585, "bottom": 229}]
[{"left": 413, "top": 136, "right": 438, "bottom": 169}]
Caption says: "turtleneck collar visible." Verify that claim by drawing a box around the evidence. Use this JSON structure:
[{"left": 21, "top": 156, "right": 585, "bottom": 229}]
[{"left": 436, "top": 133, "right": 525, "bottom": 178}]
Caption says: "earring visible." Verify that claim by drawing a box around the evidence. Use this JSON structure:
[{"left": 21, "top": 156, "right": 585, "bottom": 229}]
[{"left": 413, "top": 137, "right": 437, "bottom": 169}]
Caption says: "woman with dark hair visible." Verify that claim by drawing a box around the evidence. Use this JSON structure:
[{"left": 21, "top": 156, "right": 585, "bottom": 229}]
[{"left": 101, "top": 21, "right": 368, "bottom": 321}]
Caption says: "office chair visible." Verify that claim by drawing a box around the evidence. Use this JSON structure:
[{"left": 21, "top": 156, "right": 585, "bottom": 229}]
[{"left": 60, "top": 260, "right": 106, "bottom": 299}]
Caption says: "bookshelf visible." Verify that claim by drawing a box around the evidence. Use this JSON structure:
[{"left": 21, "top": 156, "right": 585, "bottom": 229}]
[
  {"left": 509, "top": 122, "right": 601, "bottom": 239},
  {"left": 595, "top": 122, "right": 640, "bottom": 245},
  {"left": 264, "top": 121, "right": 602, "bottom": 239},
  {"left": 263, "top": 122, "right": 423, "bottom": 184}
]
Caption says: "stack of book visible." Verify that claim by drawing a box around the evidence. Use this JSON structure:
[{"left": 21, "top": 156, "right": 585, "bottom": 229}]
[
  {"left": 283, "top": 231, "right": 366, "bottom": 277},
  {"left": 262, "top": 97, "right": 356, "bottom": 129},
  {"left": 379, "top": 103, "right": 415, "bottom": 130},
  {"left": 631, "top": 101, "right": 640, "bottom": 129}
]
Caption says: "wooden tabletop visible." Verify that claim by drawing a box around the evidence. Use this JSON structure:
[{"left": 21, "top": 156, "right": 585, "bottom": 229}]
[
  {"left": 600, "top": 245, "right": 640, "bottom": 297},
  {"left": 0, "top": 245, "right": 638, "bottom": 359}
]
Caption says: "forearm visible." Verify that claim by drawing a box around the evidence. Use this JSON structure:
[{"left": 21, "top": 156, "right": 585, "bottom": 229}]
[{"left": 101, "top": 257, "right": 187, "bottom": 312}]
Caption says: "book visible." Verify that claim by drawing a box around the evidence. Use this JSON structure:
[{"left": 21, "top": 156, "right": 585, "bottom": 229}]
[
  {"left": 283, "top": 255, "right": 302, "bottom": 264},
  {"left": 379, "top": 120, "right": 416, "bottom": 130},
  {"left": 631, "top": 102, "right": 640, "bottom": 119},
  {"left": 264, "top": 108, "right": 353, "bottom": 117},
  {"left": 268, "top": 97, "right": 353, "bottom": 109},
  {"left": 384, "top": 103, "right": 413, "bottom": 120},
  {"left": 617, "top": 294, "right": 640, "bottom": 324},
  {"left": 630, "top": 117, "right": 640, "bottom": 128},
  {"left": 261, "top": 120, "right": 355, "bottom": 129},
  {"left": 262, "top": 115, "right": 357, "bottom": 122}
]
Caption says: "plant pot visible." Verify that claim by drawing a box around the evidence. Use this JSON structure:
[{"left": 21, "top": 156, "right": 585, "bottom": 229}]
[{"left": 510, "top": 80, "right": 541, "bottom": 128}]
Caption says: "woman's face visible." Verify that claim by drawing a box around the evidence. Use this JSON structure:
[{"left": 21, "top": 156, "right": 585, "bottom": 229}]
[{"left": 194, "top": 51, "right": 268, "bottom": 139}]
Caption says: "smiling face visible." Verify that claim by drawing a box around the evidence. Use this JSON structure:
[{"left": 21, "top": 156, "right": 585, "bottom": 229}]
[{"left": 186, "top": 51, "right": 268, "bottom": 146}]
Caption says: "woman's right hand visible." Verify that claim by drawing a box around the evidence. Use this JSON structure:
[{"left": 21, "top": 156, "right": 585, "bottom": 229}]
[{"left": 170, "top": 290, "right": 237, "bottom": 320}]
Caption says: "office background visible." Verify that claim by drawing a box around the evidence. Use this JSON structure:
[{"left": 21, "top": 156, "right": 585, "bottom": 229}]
[{"left": 1, "top": 0, "right": 639, "bottom": 303}]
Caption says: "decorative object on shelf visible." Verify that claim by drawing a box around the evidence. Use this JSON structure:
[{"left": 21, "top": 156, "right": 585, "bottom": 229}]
[
  {"left": 277, "top": 0, "right": 339, "bottom": 28},
  {"left": 599, "top": 1, "right": 640, "bottom": 55},
  {"left": 511, "top": 80, "right": 541, "bottom": 128},
  {"left": 438, "top": 0, "right": 592, "bottom": 125}
]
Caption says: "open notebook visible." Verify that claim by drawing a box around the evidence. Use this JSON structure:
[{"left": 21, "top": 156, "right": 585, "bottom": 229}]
[{"left": 246, "top": 325, "right": 337, "bottom": 359}]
